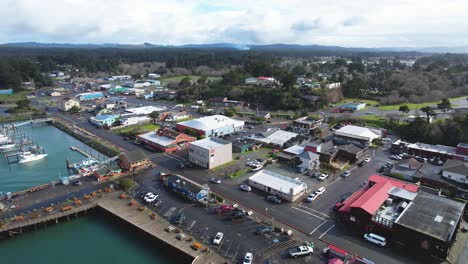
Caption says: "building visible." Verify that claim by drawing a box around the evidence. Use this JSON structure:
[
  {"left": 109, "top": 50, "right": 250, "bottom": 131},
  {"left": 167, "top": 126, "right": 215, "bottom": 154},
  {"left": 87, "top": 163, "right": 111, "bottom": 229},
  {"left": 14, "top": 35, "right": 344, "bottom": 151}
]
[
  {"left": 391, "top": 140, "right": 468, "bottom": 161},
  {"left": 248, "top": 170, "right": 307, "bottom": 202},
  {"left": 189, "top": 138, "right": 232, "bottom": 169},
  {"left": 420, "top": 159, "right": 468, "bottom": 199},
  {"left": 58, "top": 97, "right": 80, "bottom": 112},
  {"left": 148, "top": 73, "right": 160, "bottom": 79},
  {"left": 325, "top": 82, "right": 341, "bottom": 89},
  {"left": 111, "top": 75, "right": 132, "bottom": 81},
  {"left": 108, "top": 87, "right": 127, "bottom": 95},
  {"left": 93, "top": 165, "right": 122, "bottom": 181},
  {"left": 89, "top": 114, "right": 120, "bottom": 128},
  {"left": 317, "top": 140, "right": 368, "bottom": 164},
  {"left": 125, "top": 105, "right": 167, "bottom": 115},
  {"left": 177, "top": 115, "right": 244, "bottom": 138},
  {"left": 154, "top": 90, "right": 177, "bottom": 100},
  {"left": 256, "top": 76, "right": 276, "bottom": 87},
  {"left": 164, "top": 174, "right": 209, "bottom": 202},
  {"left": 248, "top": 128, "right": 298, "bottom": 148},
  {"left": 292, "top": 117, "right": 323, "bottom": 134},
  {"left": 161, "top": 111, "right": 190, "bottom": 122},
  {"left": 296, "top": 151, "right": 320, "bottom": 171},
  {"left": 244, "top": 77, "right": 258, "bottom": 85},
  {"left": 230, "top": 138, "right": 257, "bottom": 153},
  {"left": 49, "top": 91, "right": 61, "bottom": 97},
  {"left": 76, "top": 92, "right": 104, "bottom": 101},
  {"left": 118, "top": 150, "right": 151, "bottom": 171},
  {"left": 393, "top": 191, "right": 465, "bottom": 259},
  {"left": 441, "top": 159, "right": 468, "bottom": 185},
  {"left": 389, "top": 158, "right": 424, "bottom": 182},
  {"left": 137, "top": 128, "right": 196, "bottom": 153},
  {"left": 129, "top": 81, "right": 151, "bottom": 88},
  {"left": 208, "top": 97, "right": 244, "bottom": 108},
  {"left": 0, "top": 89, "right": 13, "bottom": 95},
  {"left": 277, "top": 145, "right": 305, "bottom": 163},
  {"left": 120, "top": 114, "right": 151, "bottom": 126},
  {"left": 338, "top": 102, "right": 366, "bottom": 112},
  {"left": 334, "top": 125, "right": 382, "bottom": 146}
]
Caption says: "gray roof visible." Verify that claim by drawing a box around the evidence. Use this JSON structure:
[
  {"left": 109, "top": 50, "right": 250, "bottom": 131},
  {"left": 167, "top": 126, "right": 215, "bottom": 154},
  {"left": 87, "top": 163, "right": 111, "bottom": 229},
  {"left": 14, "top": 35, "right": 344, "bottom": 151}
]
[
  {"left": 395, "top": 191, "right": 465, "bottom": 242},
  {"left": 122, "top": 150, "right": 148, "bottom": 163},
  {"left": 297, "top": 151, "right": 320, "bottom": 161},
  {"left": 338, "top": 143, "right": 365, "bottom": 154},
  {"left": 442, "top": 159, "right": 468, "bottom": 177}
]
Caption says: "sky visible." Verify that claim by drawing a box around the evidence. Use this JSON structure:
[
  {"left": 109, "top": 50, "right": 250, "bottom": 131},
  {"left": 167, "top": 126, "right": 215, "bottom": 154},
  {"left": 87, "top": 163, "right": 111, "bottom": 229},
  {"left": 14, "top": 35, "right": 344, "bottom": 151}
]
[{"left": 1, "top": 0, "right": 468, "bottom": 47}]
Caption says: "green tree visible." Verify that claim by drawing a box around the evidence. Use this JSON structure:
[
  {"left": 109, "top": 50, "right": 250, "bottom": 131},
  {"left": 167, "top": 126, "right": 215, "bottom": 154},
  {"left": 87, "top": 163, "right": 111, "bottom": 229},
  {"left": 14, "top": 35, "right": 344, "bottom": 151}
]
[
  {"left": 437, "top": 98, "right": 452, "bottom": 113},
  {"left": 420, "top": 106, "right": 437, "bottom": 123},
  {"left": 179, "top": 77, "right": 192, "bottom": 88},
  {"left": 149, "top": 111, "right": 160, "bottom": 121},
  {"left": 16, "top": 99, "right": 31, "bottom": 109},
  {"left": 67, "top": 105, "right": 81, "bottom": 113},
  {"left": 398, "top": 105, "right": 410, "bottom": 115},
  {"left": 280, "top": 72, "right": 297, "bottom": 89}
]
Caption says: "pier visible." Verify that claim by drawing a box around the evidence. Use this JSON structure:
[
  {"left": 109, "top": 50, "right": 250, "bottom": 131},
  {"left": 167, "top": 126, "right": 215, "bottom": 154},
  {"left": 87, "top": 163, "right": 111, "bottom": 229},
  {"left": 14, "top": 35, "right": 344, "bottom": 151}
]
[
  {"left": 0, "top": 192, "right": 224, "bottom": 264},
  {"left": 70, "top": 146, "right": 97, "bottom": 159},
  {"left": 11, "top": 118, "right": 54, "bottom": 128}
]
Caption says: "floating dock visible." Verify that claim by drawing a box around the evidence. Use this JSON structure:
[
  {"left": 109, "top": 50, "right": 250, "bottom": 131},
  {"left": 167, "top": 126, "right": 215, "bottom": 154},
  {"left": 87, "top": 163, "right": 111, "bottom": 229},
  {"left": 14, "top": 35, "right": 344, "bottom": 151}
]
[{"left": 70, "top": 146, "right": 96, "bottom": 159}]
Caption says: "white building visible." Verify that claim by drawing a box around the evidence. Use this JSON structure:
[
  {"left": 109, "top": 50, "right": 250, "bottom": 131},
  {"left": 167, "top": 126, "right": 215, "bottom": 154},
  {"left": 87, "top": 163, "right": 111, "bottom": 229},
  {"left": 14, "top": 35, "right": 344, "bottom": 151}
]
[
  {"left": 248, "top": 170, "right": 307, "bottom": 202},
  {"left": 441, "top": 160, "right": 468, "bottom": 184},
  {"left": 58, "top": 98, "right": 80, "bottom": 112},
  {"left": 248, "top": 128, "right": 298, "bottom": 147},
  {"left": 334, "top": 125, "right": 382, "bottom": 145},
  {"left": 325, "top": 82, "right": 341, "bottom": 89},
  {"left": 112, "top": 75, "right": 132, "bottom": 81},
  {"left": 120, "top": 114, "right": 152, "bottom": 126},
  {"left": 177, "top": 115, "right": 244, "bottom": 137},
  {"left": 131, "top": 81, "right": 151, "bottom": 88},
  {"left": 148, "top": 73, "right": 160, "bottom": 79},
  {"left": 125, "top": 105, "right": 167, "bottom": 115},
  {"left": 189, "top": 138, "right": 232, "bottom": 169}
]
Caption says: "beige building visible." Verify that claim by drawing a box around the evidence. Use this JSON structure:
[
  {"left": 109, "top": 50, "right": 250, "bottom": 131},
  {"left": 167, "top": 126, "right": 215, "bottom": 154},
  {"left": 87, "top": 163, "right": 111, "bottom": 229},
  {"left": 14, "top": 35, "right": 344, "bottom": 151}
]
[
  {"left": 189, "top": 138, "right": 232, "bottom": 169},
  {"left": 58, "top": 97, "right": 80, "bottom": 111}
]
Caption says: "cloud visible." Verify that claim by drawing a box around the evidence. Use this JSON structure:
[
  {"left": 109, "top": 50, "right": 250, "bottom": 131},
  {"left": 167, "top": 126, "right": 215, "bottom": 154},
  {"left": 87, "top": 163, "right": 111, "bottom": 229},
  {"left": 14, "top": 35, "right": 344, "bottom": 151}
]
[{"left": 0, "top": 0, "right": 467, "bottom": 47}]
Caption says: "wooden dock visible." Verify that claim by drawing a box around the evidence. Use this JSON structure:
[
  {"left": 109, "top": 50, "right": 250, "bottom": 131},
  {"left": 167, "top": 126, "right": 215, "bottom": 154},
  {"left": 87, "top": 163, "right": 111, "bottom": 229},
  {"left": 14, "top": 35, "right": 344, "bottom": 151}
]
[{"left": 70, "top": 146, "right": 96, "bottom": 159}]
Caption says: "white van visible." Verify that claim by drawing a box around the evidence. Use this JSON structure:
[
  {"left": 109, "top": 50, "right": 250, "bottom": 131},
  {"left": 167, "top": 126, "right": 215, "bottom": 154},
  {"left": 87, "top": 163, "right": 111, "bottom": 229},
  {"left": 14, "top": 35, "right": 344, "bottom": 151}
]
[{"left": 363, "top": 233, "right": 386, "bottom": 246}]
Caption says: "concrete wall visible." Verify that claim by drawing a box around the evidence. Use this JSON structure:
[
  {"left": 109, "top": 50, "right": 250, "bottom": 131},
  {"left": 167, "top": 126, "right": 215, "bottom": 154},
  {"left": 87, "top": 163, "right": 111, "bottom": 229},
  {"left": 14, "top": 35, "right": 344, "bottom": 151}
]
[{"left": 189, "top": 141, "right": 232, "bottom": 169}]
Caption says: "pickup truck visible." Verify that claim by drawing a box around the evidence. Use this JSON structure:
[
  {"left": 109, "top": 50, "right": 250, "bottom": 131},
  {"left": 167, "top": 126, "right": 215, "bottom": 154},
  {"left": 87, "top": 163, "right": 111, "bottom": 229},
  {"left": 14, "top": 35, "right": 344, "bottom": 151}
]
[{"left": 289, "top": 245, "right": 314, "bottom": 258}]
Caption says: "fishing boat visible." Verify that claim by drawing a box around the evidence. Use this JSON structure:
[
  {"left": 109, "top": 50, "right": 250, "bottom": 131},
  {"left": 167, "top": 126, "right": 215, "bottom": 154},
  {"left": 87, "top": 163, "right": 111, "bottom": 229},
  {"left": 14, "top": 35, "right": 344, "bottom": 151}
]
[
  {"left": 0, "top": 143, "right": 15, "bottom": 150},
  {"left": 18, "top": 151, "right": 48, "bottom": 164}
]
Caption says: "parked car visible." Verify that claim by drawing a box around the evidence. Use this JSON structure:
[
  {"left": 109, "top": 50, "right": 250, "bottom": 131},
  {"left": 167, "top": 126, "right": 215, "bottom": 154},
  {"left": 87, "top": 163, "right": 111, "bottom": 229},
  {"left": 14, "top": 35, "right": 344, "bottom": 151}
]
[
  {"left": 255, "top": 226, "right": 273, "bottom": 235},
  {"left": 266, "top": 195, "right": 282, "bottom": 204},
  {"left": 318, "top": 173, "right": 329, "bottom": 181},
  {"left": 289, "top": 245, "right": 314, "bottom": 257},
  {"left": 215, "top": 204, "right": 238, "bottom": 214},
  {"left": 364, "top": 157, "right": 371, "bottom": 163},
  {"left": 213, "top": 232, "right": 224, "bottom": 245},
  {"left": 210, "top": 178, "right": 221, "bottom": 184},
  {"left": 243, "top": 252, "right": 253, "bottom": 264},
  {"left": 309, "top": 172, "right": 321, "bottom": 178},
  {"left": 341, "top": 170, "right": 351, "bottom": 178},
  {"left": 239, "top": 184, "right": 252, "bottom": 192},
  {"left": 364, "top": 233, "right": 386, "bottom": 247},
  {"left": 377, "top": 166, "right": 385, "bottom": 173},
  {"left": 315, "top": 187, "right": 326, "bottom": 195},
  {"left": 251, "top": 165, "right": 263, "bottom": 172},
  {"left": 172, "top": 212, "right": 185, "bottom": 225},
  {"left": 306, "top": 187, "right": 326, "bottom": 202},
  {"left": 176, "top": 163, "right": 185, "bottom": 169},
  {"left": 228, "top": 210, "right": 246, "bottom": 220}
]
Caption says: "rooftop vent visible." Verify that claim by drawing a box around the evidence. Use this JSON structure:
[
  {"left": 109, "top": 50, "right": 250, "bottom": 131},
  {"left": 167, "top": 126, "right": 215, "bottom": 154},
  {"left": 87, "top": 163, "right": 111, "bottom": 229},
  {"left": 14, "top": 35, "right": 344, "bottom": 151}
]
[{"left": 434, "top": 215, "right": 443, "bottom": 223}]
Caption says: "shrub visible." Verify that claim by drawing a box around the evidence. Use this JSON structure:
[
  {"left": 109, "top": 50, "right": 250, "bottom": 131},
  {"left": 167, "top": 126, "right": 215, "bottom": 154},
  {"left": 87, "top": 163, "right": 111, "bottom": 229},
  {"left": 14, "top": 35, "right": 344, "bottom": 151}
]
[{"left": 119, "top": 178, "right": 135, "bottom": 192}]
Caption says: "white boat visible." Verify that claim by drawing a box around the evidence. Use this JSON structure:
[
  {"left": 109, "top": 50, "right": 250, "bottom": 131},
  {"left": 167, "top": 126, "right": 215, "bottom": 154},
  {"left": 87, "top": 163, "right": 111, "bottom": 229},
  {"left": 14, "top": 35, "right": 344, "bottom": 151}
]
[
  {"left": 0, "top": 136, "right": 10, "bottom": 143},
  {"left": 18, "top": 151, "right": 48, "bottom": 164},
  {"left": 0, "top": 143, "right": 15, "bottom": 150}
]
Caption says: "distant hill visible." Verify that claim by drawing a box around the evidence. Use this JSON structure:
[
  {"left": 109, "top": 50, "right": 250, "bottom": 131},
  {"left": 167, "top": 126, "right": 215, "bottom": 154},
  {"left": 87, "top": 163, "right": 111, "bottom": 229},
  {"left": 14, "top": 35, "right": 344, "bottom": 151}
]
[{"left": 1, "top": 42, "right": 467, "bottom": 54}]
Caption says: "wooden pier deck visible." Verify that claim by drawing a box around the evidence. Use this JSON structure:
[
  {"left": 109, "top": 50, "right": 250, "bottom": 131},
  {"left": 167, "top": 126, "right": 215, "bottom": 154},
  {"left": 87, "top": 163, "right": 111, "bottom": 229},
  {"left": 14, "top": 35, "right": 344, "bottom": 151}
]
[{"left": 70, "top": 146, "right": 96, "bottom": 159}]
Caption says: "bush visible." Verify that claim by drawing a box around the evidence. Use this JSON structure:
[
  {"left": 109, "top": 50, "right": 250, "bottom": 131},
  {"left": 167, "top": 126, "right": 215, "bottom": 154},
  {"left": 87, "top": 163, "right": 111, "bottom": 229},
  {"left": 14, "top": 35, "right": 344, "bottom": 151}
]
[{"left": 119, "top": 178, "right": 135, "bottom": 192}]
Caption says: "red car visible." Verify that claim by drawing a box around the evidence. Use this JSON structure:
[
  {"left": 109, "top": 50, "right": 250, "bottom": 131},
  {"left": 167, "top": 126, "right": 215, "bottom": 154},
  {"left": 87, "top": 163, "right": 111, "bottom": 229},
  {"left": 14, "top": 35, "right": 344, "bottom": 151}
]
[{"left": 215, "top": 204, "right": 237, "bottom": 214}]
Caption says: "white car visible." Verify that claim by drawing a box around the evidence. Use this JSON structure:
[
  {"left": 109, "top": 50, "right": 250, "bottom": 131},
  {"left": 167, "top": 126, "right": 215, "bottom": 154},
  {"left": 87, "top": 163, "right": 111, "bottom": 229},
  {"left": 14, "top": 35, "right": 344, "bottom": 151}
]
[
  {"left": 318, "top": 173, "right": 329, "bottom": 181},
  {"left": 251, "top": 165, "right": 263, "bottom": 172},
  {"left": 213, "top": 232, "right": 224, "bottom": 245},
  {"left": 240, "top": 184, "right": 252, "bottom": 192},
  {"left": 306, "top": 193, "right": 318, "bottom": 202},
  {"left": 364, "top": 157, "right": 371, "bottom": 163},
  {"left": 243, "top": 252, "right": 253, "bottom": 264},
  {"left": 145, "top": 195, "right": 158, "bottom": 203},
  {"left": 315, "top": 187, "right": 326, "bottom": 195}
]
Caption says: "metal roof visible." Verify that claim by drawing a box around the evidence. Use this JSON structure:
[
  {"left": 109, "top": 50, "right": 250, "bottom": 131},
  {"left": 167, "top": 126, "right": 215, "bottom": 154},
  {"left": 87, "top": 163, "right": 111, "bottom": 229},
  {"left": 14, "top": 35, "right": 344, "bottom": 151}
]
[
  {"left": 190, "top": 138, "right": 231, "bottom": 150},
  {"left": 335, "top": 125, "right": 381, "bottom": 142},
  {"left": 249, "top": 169, "right": 307, "bottom": 195},
  {"left": 178, "top": 115, "right": 244, "bottom": 131}
]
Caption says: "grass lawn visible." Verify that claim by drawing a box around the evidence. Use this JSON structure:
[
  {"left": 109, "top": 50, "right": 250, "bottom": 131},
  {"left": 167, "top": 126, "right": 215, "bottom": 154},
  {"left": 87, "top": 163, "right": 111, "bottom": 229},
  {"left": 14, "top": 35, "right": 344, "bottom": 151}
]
[
  {"left": 359, "top": 115, "right": 387, "bottom": 128},
  {"left": 175, "top": 117, "right": 194, "bottom": 123},
  {"left": 114, "top": 123, "right": 160, "bottom": 134},
  {"left": 333, "top": 98, "right": 380, "bottom": 106},
  {"left": 160, "top": 75, "right": 222, "bottom": 83},
  {"left": 337, "top": 96, "right": 464, "bottom": 111},
  {"left": 0, "top": 91, "right": 30, "bottom": 101},
  {"left": 230, "top": 167, "right": 250, "bottom": 179}
]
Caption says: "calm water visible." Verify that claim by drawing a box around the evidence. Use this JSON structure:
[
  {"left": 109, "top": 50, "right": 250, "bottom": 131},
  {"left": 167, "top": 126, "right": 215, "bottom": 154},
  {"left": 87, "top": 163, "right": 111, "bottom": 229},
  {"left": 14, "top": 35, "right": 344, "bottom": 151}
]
[
  {"left": 0, "top": 215, "right": 172, "bottom": 264},
  {"left": 0, "top": 124, "right": 105, "bottom": 194},
  {"left": 0, "top": 124, "right": 171, "bottom": 264}
]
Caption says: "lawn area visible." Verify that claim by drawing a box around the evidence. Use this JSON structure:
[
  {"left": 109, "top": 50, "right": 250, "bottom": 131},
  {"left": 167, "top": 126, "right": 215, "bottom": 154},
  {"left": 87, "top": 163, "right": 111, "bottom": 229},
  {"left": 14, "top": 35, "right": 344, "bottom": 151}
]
[
  {"left": 337, "top": 96, "right": 464, "bottom": 111},
  {"left": 113, "top": 123, "right": 160, "bottom": 134},
  {"left": 160, "top": 75, "right": 222, "bottom": 83},
  {"left": 0, "top": 91, "right": 30, "bottom": 101},
  {"left": 175, "top": 117, "right": 194, "bottom": 123},
  {"left": 359, "top": 115, "right": 387, "bottom": 128},
  {"left": 230, "top": 167, "right": 250, "bottom": 179},
  {"left": 379, "top": 101, "right": 438, "bottom": 111},
  {"left": 333, "top": 98, "right": 380, "bottom": 106}
]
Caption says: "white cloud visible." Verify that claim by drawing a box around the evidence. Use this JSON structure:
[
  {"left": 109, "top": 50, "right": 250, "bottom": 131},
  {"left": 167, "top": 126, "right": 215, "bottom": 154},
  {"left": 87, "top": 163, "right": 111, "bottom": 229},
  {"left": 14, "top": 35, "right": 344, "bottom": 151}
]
[{"left": 0, "top": 0, "right": 467, "bottom": 47}]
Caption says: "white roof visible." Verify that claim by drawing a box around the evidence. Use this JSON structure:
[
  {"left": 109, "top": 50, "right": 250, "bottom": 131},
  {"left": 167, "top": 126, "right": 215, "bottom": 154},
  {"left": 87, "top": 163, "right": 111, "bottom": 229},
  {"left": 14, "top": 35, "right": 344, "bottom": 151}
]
[
  {"left": 190, "top": 138, "right": 231, "bottom": 150},
  {"left": 178, "top": 115, "right": 244, "bottom": 131},
  {"left": 284, "top": 145, "right": 305, "bottom": 155},
  {"left": 249, "top": 130, "right": 298, "bottom": 146},
  {"left": 125, "top": 105, "right": 167, "bottom": 115},
  {"left": 249, "top": 170, "right": 307, "bottom": 195},
  {"left": 335, "top": 125, "right": 381, "bottom": 142},
  {"left": 138, "top": 131, "right": 175, "bottom": 147}
]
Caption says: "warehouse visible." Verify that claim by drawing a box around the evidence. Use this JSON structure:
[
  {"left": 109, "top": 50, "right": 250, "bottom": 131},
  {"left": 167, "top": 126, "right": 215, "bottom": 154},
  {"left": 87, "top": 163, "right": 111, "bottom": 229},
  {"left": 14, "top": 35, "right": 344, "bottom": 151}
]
[
  {"left": 334, "top": 125, "right": 381, "bottom": 145},
  {"left": 248, "top": 170, "right": 307, "bottom": 202},
  {"left": 189, "top": 138, "right": 232, "bottom": 169},
  {"left": 177, "top": 115, "right": 244, "bottom": 137}
]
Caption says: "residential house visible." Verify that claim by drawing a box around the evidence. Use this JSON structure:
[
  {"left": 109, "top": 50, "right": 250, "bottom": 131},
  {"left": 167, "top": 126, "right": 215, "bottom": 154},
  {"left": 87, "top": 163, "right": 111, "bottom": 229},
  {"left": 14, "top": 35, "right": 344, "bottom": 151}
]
[
  {"left": 389, "top": 158, "right": 424, "bottom": 182},
  {"left": 277, "top": 145, "right": 304, "bottom": 164},
  {"left": 58, "top": 97, "right": 80, "bottom": 112},
  {"left": 317, "top": 140, "right": 368, "bottom": 164},
  {"left": 208, "top": 97, "right": 244, "bottom": 108},
  {"left": 93, "top": 165, "right": 122, "bottom": 181},
  {"left": 162, "top": 111, "right": 190, "bottom": 122},
  {"left": 137, "top": 128, "right": 196, "bottom": 153},
  {"left": 292, "top": 116, "right": 323, "bottom": 134},
  {"left": 420, "top": 159, "right": 468, "bottom": 199},
  {"left": 118, "top": 150, "right": 151, "bottom": 171},
  {"left": 296, "top": 151, "right": 320, "bottom": 171}
]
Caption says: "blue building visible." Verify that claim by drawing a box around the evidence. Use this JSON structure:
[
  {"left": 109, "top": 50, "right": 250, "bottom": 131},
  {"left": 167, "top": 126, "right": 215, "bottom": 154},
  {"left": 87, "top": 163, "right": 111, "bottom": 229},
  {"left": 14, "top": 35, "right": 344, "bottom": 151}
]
[
  {"left": 0, "top": 89, "right": 13, "bottom": 95},
  {"left": 76, "top": 92, "right": 104, "bottom": 101},
  {"left": 164, "top": 174, "right": 209, "bottom": 201},
  {"left": 339, "top": 102, "right": 366, "bottom": 112},
  {"left": 89, "top": 114, "right": 120, "bottom": 127}
]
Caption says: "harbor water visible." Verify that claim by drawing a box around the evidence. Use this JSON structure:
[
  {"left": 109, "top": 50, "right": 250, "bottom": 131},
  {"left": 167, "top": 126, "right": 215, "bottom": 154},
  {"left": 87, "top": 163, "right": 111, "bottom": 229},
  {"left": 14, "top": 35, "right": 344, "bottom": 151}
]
[{"left": 0, "top": 124, "right": 171, "bottom": 264}]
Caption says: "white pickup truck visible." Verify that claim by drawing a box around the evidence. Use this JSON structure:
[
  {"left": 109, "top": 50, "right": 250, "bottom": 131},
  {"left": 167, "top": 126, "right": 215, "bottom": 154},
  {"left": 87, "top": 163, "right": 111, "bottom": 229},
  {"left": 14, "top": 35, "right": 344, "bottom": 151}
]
[{"left": 289, "top": 245, "right": 314, "bottom": 257}]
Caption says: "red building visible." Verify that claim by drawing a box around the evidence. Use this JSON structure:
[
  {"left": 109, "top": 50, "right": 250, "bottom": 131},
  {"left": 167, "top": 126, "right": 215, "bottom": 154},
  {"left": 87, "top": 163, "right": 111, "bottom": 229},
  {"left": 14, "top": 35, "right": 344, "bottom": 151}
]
[{"left": 137, "top": 128, "right": 196, "bottom": 153}]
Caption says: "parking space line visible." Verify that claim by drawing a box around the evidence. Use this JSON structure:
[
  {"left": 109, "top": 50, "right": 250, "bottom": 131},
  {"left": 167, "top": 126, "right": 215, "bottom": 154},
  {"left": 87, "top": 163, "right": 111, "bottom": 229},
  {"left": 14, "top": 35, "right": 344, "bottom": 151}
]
[
  {"left": 319, "top": 224, "right": 335, "bottom": 239},
  {"left": 232, "top": 243, "right": 240, "bottom": 261},
  {"left": 291, "top": 206, "right": 326, "bottom": 220},
  {"left": 163, "top": 207, "right": 176, "bottom": 217},
  {"left": 187, "top": 220, "right": 197, "bottom": 231},
  {"left": 298, "top": 204, "right": 330, "bottom": 218},
  {"left": 224, "top": 240, "right": 233, "bottom": 257},
  {"left": 309, "top": 220, "right": 328, "bottom": 235}
]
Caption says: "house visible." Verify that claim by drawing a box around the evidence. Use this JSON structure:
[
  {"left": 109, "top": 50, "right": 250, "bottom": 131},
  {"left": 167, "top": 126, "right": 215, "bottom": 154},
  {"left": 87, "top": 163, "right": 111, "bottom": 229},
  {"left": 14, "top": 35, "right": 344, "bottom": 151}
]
[
  {"left": 108, "top": 87, "right": 127, "bottom": 95},
  {"left": 441, "top": 159, "right": 468, "bottom": 185},
  {"left": 189, "top": 138, "right": 232, "bottom": 169},
  {"left": 0, "top": 89, "right": 13, "bottom": 95},
  {"left": 125, "top": 105, "right": 167, "bottom": 115},
  {"left": 58, "top": 97, "right": 80, "bottom": 112},
  {"left": 389, "top": 158, "right": 424, "bottom": 182},
  {"left": 163, "top": 111, "right": 190, "bottom": 122},
  {"left": 391, "top": 140, "right": 468, "bottom": 161},
  {"left": 154, "top": 90, "right": 177, "bottom": 100},
  {"left": 296, "top": 151, "right": 320, "bottom": 171},
  {"left": 334, "top": 125, "right": 381, "bottom": 146},
  {"left": 248, "top": 170, "right": 307, "bottom": 202},
  {"left": 230, "top": 138, "right": 257, "bottom": 153},
  {"left": 317, "top": 140, "right": 368, "bottom": 164},
  {"left": 177, "top": 115, "right": 244, "bottom": 138},
  {"left": 247, "top": 127, "right": 298, "bottom": 148},
  {"left": 277, "top": 145, "right": 305, "bottom": 163},
  {"left": 164, "top": 174, "right": 209, "bottom": 202},
  {"left": 118, "top": 150, "right": 151, "bottom": 171},
  {"left": 256, "top": 76, "right": 276, "bottom": 87},
  {"left": 89, "top": 114, "right": 120, "bottom": 128},
  {"left": 208, "top": 97, "right": 244, "bottom": 108},
  {"left": 76, "top": 92, "right": 104, "bottom": 101},
  {"left": 420, "top": 159, "right": 468, "bottom": 199},
  {"left": 292, "top": 117, "right": 323, "bottom": 134},
  {"left": 325, "top": 82, "right": 341, "bottom": 89},
  {"left": 137, "top": 128, "right": 196, "bottom": 153},
  {"left": 244, "top": 77, "right": 258, "bottom": 85},
  {"left": 93, "top": 164, "right": 122, "bottom": 181},
  {"left": 111, "top": 75, "right": 132, "bottom": 81},
  {"left": 49, "top": 91, "right": 61, "bottom": 97}
]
